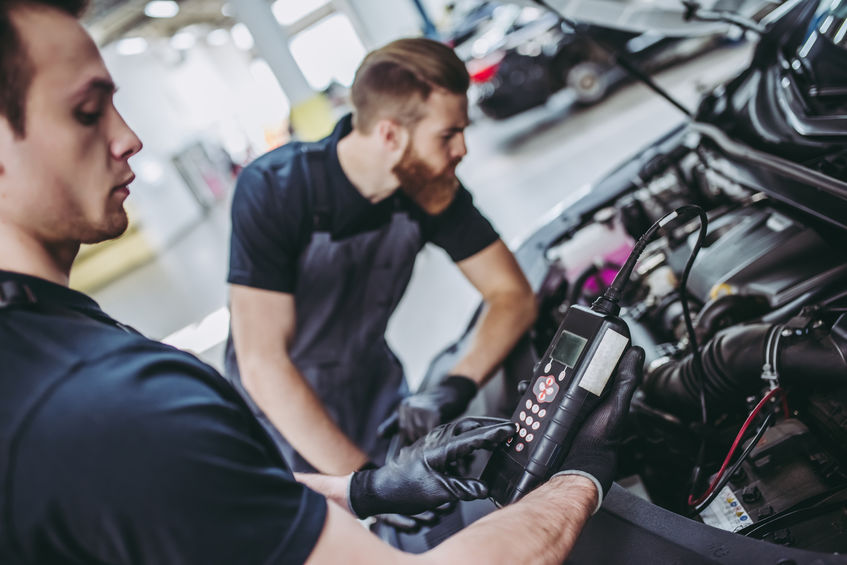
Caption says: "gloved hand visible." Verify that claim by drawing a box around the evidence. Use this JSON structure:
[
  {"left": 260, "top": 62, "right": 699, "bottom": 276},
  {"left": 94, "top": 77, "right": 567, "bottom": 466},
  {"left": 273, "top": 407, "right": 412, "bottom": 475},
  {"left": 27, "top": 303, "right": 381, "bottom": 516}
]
[
  {"left": 392, "top": 375, "right": 478, "bottom": 442},
  {"left": 553, "top": 346, "right": 644, "bottom": 512},
  {"left": 371, "top": 510, "right": 439, "bottom": 533},
  {"left": 349, "top": 416, "right": 515, "bottom": 518}
]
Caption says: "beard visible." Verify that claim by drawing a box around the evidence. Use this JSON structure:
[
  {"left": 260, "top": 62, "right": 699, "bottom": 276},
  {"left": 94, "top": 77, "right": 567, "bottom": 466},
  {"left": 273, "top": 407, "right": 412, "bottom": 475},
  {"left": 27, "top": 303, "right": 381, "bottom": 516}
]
[{"left": 393, "top": 144, "right": 461, "bottom": 215}]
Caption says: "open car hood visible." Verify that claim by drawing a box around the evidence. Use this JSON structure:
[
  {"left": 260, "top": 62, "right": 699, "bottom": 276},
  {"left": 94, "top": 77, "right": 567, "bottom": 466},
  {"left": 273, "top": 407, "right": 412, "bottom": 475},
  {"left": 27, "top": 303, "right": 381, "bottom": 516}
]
[{"left": 513, "top": 0, "right": 786, "bottom": 35}]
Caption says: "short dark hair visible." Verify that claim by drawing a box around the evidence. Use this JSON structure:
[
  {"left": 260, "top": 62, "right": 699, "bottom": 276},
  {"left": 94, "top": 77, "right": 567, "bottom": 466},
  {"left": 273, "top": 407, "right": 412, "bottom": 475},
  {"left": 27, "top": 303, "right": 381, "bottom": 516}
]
[
  {"left": 350, "top": 37, "right": 469, "bottom": 133},
  {"left": 0, "top": 0, "right": 89, "bottom": 138}
]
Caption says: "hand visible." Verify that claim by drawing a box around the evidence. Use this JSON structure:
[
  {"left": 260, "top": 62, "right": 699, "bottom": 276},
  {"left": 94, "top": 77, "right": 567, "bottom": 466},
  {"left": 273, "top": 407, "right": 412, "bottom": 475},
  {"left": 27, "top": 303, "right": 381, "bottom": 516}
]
[
  {"left": 349, "top": 416, "right": 515, "bottom": 518},
  {"left": 387, "top": 375, "right": 478, "bottom": 442},
  {"left": 553, "top": 346, "right": 644, "bottom": 511},
  {"left": 370, "top": 502, "right": 453, "bottom": 533}
]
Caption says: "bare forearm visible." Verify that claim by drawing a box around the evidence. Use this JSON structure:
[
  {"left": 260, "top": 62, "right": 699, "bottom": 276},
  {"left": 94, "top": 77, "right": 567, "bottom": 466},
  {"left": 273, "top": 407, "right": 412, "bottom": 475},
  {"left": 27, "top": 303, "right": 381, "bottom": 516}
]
[
  {"left": 422, "top": 475, "right": 596, "bottom": 565},
  {"left": 295, "top": 473, "right": 351, "bottom": 511},
  {"left": 242, "top": 358, "right": 368, "bottom": 474},
  {"left": 451, "top": 291, "right": 537, "bottom": 385}
]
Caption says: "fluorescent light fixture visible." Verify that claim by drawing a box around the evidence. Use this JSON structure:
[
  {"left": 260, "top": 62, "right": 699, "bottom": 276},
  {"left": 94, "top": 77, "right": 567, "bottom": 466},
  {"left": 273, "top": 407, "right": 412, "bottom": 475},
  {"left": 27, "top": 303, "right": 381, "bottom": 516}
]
[
  {"left": 207, "top": 28, "right": 230, "bottom": 46},
  {"left": 144, "top": 0, "right": 179, "bottom": 18},
  {"left": 230, "top": 23, "right": 254, "bottom": 50},
  {"left": 170, "top": 30, "right": 196, "bottom": 50},
  {"left": 116, "top": 37, "right": 148, "bottom": 55}
]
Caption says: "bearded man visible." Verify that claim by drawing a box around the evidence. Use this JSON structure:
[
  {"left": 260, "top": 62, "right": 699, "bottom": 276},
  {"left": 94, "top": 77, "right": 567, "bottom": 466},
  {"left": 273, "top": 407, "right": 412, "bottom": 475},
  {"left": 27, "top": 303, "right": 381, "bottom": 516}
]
[{"left": 225, "top": 38, "right": 537, "bottom": 475}]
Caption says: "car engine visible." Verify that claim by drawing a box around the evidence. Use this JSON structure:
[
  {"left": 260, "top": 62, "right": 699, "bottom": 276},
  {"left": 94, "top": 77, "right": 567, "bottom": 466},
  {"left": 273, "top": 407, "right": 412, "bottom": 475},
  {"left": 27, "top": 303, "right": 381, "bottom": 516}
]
[{"left": 530, "top": 133, "right": 847, "bottom": 552}]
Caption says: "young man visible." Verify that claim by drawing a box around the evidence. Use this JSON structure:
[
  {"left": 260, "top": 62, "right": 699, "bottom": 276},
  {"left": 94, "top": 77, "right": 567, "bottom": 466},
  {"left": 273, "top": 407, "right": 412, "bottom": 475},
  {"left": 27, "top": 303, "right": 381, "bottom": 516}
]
[
  {"left": 226, "top": 38, "right": 538, "bottom": 475},
  {"left": 0, "top": 2, "right": 643, "bottom": 563}
]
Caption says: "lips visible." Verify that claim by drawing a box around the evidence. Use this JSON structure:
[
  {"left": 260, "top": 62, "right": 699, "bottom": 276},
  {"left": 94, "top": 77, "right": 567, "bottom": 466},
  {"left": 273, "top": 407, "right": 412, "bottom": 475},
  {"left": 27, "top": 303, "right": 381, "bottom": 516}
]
[{"left": 112, "top": 173, "right": 135, "bottom": 192}]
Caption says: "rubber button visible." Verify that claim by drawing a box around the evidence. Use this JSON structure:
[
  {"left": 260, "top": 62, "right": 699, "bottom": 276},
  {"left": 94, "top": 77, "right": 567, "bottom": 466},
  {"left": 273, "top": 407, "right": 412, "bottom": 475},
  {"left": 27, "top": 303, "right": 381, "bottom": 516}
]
[
  {"left": 515, "top": 443, "right": 525, "bottom": 452},
  {"left": 519, "top": 411, "right": 526, "bottom": 421},
  {"left": 531, "top": 405, "right": 539, "bottom": 414}
]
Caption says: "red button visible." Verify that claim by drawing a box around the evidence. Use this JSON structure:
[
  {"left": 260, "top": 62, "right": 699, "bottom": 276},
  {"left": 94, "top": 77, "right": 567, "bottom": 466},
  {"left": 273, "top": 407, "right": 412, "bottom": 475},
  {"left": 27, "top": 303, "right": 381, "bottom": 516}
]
[
  {"left": 515, "top": 443, "right": 525, "bottom": 452},
  {"left": 546, "top": 377, "right": 554, "bottom": 386},
  {"left": 538, "top": 391, "right": 546, "bottom": 401}
]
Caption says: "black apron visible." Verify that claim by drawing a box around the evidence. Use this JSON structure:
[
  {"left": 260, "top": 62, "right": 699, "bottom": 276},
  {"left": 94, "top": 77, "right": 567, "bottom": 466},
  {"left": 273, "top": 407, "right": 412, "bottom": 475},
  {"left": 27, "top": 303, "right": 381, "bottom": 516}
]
[{"left": 225, "top": 146, "right": 423, "bottom": 472}]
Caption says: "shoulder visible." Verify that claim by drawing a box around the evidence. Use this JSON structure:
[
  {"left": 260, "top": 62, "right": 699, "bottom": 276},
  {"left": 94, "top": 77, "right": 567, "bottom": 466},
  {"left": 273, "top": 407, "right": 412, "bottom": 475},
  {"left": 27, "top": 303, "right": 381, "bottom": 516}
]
[
  {"left": 7, "top": 339, "right": 327, "bottom": 564},
  {"left": 424, "top": 183, "right": 500, "bottom": 262}
]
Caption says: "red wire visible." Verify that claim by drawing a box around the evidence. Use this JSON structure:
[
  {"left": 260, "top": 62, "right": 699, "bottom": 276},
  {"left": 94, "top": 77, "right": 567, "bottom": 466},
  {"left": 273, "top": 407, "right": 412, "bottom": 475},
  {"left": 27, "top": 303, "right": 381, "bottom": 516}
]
[{"left": 688, "top": 387, "right": 784, "bottom": 507}]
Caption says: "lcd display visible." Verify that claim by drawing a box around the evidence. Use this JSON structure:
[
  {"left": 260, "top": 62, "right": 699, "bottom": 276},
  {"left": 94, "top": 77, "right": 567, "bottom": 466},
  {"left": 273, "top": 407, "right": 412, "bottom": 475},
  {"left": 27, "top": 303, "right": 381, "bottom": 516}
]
[{"left": 552, "top": 330, "right": 588, "bottom": 368}]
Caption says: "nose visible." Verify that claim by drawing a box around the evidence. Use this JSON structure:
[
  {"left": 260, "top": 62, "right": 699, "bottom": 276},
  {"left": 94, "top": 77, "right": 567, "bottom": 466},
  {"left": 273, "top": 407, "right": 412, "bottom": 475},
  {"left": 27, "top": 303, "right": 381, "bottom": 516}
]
[
  {"left": 110, "top": 110, "right": 142, "bottom": 161},
  {"left": 451, "top": 132, "right": 467, "bottom": 161}
]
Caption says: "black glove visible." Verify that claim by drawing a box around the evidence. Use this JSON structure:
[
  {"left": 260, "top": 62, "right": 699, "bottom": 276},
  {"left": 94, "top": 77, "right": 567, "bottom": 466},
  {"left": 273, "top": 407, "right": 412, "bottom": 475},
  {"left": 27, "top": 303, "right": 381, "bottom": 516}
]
[
  {"left": 553, "top": 346, "right": 644, "bottom": 512},
  {"left": 393, "top": 375, "right": 478, "bottom": 442},
  {"left": 371, "top": 510, "right": 439, "bottom": 533},
  {"left": 349, "top": 416, "right": 515, "bottom": 518}
]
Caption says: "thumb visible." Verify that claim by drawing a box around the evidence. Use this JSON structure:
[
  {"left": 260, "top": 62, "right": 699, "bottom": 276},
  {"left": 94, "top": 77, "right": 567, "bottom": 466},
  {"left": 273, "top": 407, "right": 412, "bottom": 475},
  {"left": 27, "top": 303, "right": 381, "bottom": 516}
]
[{"left": 615, "top": 346, "right": 645, "bottom": 396}]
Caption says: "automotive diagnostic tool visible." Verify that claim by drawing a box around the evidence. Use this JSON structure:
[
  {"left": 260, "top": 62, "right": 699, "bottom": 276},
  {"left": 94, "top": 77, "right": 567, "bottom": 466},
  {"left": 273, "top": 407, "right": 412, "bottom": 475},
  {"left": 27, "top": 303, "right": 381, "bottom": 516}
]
[{"left": 483, "top": 206, "right": 707, "bottom": 505}]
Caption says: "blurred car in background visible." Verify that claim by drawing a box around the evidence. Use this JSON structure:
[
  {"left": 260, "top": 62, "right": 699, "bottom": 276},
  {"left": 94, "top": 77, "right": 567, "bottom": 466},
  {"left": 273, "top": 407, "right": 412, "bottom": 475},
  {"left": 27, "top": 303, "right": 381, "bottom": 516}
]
[{"left": 447, "top": 2, "right": 725, "bottom": 119}]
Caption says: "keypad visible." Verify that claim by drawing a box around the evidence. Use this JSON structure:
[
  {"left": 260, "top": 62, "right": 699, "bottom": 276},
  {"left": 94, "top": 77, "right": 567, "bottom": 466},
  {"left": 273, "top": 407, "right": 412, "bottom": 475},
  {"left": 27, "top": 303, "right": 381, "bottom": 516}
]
[{"left": 533, "top": 375, "right": 559, "bottom": 403}]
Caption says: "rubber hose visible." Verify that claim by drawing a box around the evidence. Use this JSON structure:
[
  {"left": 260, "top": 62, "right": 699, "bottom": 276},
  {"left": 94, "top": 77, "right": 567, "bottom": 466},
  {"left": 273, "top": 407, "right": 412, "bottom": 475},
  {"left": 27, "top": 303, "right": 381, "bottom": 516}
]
[{"left": 642, "top": 323, "right": 847, "bottom": 418}]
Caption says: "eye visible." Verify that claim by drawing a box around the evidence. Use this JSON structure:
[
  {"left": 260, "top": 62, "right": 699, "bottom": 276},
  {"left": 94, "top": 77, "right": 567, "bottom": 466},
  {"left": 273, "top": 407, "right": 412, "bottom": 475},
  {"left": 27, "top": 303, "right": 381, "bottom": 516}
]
[{"left": 74, "top": 109, "right": 103, "bottom": 126}]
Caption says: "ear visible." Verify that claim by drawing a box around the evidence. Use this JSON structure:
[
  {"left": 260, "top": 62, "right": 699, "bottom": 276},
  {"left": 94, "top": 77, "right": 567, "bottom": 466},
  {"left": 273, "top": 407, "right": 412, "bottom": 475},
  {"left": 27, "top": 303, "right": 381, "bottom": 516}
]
[{"left": 375, "top": 119, "right": 409, "bottom": 156}]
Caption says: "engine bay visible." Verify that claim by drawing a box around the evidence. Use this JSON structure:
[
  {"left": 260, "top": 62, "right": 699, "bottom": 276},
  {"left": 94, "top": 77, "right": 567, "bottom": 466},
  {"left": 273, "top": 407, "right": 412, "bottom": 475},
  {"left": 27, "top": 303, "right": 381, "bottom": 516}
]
[{"left": 531, "top": 132, "right": 847, "bottom": 552}]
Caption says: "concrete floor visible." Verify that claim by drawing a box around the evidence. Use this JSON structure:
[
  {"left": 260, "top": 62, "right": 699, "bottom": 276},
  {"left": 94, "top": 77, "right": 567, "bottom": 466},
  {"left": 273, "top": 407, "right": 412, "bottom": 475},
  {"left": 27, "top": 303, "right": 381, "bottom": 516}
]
[{"left": 91, "top": 41, "right": 754, "bottom": 389}]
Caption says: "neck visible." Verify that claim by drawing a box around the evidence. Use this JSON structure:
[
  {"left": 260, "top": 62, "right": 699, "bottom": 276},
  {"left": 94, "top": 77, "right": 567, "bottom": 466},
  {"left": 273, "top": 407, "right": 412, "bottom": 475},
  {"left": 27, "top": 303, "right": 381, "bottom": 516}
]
[
  {"left": 336, "top": 131, "right": 399, "bottom": 203},
  {"left": 0, "top": 222, "right": 77, "bottom": 286}
]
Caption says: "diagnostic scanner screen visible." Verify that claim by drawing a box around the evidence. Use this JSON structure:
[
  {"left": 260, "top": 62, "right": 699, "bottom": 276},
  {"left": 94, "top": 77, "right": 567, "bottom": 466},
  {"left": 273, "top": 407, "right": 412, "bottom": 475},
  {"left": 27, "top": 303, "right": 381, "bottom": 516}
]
[{"left": 552, "top": 331, "right": 588, "bottom": 368}]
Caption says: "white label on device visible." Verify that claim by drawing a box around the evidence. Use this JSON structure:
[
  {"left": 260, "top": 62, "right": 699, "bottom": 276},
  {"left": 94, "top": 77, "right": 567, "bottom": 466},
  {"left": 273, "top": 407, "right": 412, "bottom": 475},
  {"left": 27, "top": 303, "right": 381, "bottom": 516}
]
[
  {"left": 578, "top": 328, "right": 629, "bottom": 396},
  {"left": 699, "top": 485, "right": 752, "bottom": 532}
]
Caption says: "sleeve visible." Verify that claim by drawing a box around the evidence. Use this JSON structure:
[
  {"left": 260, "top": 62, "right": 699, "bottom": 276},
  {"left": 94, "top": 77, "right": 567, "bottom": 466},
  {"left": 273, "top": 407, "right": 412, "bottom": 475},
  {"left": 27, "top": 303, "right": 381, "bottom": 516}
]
[
  {"left": 9, "top": 348, "right": 327, "bottom": 565},
  {"left": 227, "top": 159, "right": 307, "bottom": 293},
  {"left": 427, "top": 184, "right": 500, "bottom": 262}
]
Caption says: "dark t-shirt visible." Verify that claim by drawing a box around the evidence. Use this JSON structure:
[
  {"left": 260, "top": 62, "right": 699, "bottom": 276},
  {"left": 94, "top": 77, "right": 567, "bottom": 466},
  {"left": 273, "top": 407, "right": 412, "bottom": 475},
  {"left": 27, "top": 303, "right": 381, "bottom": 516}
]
[
  {"left": 228, "top": 114, "right": 499, "bottom": 293},
  {"left": 0, "top": 271, "right": 326, "bottom": 565}
]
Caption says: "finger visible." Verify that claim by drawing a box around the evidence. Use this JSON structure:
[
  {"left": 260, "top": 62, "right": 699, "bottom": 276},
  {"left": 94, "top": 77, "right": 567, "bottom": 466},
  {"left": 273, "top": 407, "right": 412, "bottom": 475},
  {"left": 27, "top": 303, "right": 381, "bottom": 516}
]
[
  {"left": 451, "top": 416, "right": 514, "bottom": 435},
  {"left": 411, "top": 510, "right": 439, "bottom": 525},
  {"left": 615, "top": 346, "right": 645, "bottom": 393},
  {"left": 375, "top": 513, "right": 420, "bottom": 532},
  {"left": 445, "top": 421, "right": 517, "bottom": 461},
  {"left": 445, "top": 476, "right": 489, "bottom": 500},
  {"left": 377, "top": 412, "right": 399, "bottom": 438},
  {"left": 433, "top": 501, "right": 456, "bottom": 514}
]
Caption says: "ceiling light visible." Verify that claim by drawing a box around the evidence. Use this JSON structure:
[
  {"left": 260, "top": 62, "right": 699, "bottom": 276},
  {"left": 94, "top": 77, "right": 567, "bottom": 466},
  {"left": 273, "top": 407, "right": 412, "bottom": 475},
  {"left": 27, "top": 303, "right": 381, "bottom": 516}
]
[
  {"left": 144, "top": 0, "right": 179, "bottom": 19},
  {"left": 207, "top": 28, "right": 229, "bottom": 46},
  {"left": 170, "top": 31, "right": 196, "bottom": 50},
  {"left": 116, "top": 37, "right": 148, "bottom": 56},
  {"left": 230, "top": 23, "right": 254, "bottom": 50}
]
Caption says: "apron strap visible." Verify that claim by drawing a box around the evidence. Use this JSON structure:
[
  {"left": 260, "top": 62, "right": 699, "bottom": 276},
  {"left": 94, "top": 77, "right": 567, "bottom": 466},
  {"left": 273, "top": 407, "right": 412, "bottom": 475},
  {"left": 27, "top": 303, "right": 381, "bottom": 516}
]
[{"left": 300, "top": 145, "right": 333, "bottom": 233}]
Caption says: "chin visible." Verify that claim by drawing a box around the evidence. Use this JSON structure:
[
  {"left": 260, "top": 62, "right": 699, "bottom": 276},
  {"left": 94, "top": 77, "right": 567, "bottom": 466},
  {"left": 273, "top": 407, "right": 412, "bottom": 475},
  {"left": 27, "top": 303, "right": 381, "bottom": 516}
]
[{"left": 80, "top": 213, "right": 129, "bottom": 244}]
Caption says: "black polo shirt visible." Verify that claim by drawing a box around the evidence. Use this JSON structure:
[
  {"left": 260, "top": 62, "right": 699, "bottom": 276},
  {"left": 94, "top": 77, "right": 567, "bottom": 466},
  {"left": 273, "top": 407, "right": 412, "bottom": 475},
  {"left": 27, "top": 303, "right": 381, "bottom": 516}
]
[
  {"left": 0, "top": 271, "right": 326, "bottom": 565},
  {"left": 228, "top": 114, "right": 499, "bottom": 294}
]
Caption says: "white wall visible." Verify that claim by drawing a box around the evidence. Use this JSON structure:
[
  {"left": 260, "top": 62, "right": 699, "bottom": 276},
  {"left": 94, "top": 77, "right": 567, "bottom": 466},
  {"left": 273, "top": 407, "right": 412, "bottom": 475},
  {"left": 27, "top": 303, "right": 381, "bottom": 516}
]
[{"left": 102, "top": 33, "right": 291, "bottom": 249}]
